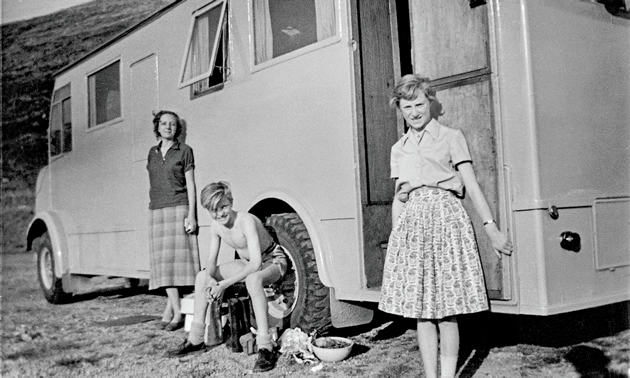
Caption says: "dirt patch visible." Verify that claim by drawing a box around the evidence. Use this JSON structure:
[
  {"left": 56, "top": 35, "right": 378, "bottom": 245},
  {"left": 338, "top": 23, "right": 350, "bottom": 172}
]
[{"left": 2, "top": 253, "right": 629, "bottom": 377}]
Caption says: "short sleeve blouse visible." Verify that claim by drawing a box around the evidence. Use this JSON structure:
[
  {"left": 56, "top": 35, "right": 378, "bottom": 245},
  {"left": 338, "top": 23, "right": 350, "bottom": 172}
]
[
  {"left": 147, "top": 141, "right": 195, "bottom": 210},
  {"left": 390, "top": 119, "right": 472, "bottom": 196}
]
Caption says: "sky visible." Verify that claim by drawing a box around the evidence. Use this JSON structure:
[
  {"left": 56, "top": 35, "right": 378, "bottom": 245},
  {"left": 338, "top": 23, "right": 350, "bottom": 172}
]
[{"left": 1, "top": 0, "right": 93, "bottom": 24}]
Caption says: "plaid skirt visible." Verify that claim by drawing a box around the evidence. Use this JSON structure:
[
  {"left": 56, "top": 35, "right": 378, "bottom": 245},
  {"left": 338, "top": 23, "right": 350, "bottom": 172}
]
[
  {"left": 149, "top": 205, "right": 200, "bottom": 290},
  {"left": 378, "top": 187, "right": 489, "bottom": 319}
]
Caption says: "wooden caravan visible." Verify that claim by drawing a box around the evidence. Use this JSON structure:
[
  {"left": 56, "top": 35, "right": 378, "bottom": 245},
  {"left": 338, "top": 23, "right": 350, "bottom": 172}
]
[{"left": 28, "top": 0, "right": 629, "bottom": 328}]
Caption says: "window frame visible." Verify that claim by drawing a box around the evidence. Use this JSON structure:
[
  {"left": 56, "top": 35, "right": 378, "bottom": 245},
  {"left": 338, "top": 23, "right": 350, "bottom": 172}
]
[
  {"left": 249, "top": 0, "right": 342, "bottom": 72},
  {"left": 87, "top": 59, "right": 123, "bottom": 130},
  {"left": 49, "top": 83, "right": 72, "bottom": 158},
  {"left": 190, "top": 2, "right": 230, "bottom": 99},
  {"left": 178, "top": 0, "right": 229, "bottom": 89}
]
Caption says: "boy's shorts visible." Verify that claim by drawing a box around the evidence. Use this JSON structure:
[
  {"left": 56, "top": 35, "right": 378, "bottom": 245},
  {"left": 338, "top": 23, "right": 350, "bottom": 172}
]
[{"left": 261, "top": 242, "right": 288, "bottom": 277}]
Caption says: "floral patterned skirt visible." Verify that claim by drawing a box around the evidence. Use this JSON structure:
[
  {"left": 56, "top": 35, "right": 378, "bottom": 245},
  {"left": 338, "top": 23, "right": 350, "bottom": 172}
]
[{"left": 378, "top": 187, "right": 489, "bottom": 319}]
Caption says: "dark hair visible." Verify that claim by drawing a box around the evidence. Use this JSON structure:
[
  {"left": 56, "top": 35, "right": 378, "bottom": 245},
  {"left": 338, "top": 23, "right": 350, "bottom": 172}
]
[{"left": 152, "top": 110, "right": 182, "bottom": 139}]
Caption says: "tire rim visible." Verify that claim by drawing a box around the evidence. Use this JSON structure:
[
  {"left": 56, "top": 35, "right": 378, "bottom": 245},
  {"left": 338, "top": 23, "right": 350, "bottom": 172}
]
[
  {"left": 40, "top": 247, "right": 54, "bottom": 290},
  {"left": 267, "top": 249, "right": 300, "bottom": 318}
]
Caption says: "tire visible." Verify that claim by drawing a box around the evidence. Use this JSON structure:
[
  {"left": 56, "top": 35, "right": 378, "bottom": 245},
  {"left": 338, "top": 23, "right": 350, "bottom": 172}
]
[
  {"left": 35, "top": 231, "right": 69, "bottom": 304},
  {"left": 265, "top": 213, "right": 331, "bottom": 333}
]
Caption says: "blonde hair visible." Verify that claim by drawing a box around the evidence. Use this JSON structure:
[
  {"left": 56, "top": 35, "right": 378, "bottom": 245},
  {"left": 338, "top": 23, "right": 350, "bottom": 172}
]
[
  {"left": 389, "top": 74, "right": 438, "bottom": 108},
  {"left": 200, "top": 181, "right": 233, "bottom": 212}
]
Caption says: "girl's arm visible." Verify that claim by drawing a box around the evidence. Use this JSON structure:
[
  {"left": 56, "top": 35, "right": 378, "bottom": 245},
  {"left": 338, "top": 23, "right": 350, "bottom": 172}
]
[
  {"left": 184, "top": 169, "right": 197, "bottom": 233},
  {"left": 457, "top": 162, "right": 513, "bottom": 257}
]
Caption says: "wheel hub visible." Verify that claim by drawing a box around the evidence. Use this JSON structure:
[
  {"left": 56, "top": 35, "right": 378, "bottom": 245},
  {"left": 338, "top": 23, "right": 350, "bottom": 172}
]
[
  {"left": 40, "top": 247, "right": 54, "bottom": 289},
  {"left": 267, "top": 253, "right": 300, "bottom": 318}
]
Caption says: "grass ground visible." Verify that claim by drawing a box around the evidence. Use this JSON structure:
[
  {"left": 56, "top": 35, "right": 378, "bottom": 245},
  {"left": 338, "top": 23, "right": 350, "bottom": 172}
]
[
  {"left": 1, "top": 250, "right": 629, "bottom": 377},
  {"left": 1, "top": 185, "right": 34, "bottom": 254}
]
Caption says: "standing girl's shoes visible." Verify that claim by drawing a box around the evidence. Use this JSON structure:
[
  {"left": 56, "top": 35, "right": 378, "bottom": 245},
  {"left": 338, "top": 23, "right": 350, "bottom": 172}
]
[
  {"left": 158, "top": 301, "right": 173, "bottom": 329},
  {"left": 157, "top": 320, "right": 171, "bottom": 330},
  {"left": 164, "top": 317, "right": 185, "bottom": 331}
]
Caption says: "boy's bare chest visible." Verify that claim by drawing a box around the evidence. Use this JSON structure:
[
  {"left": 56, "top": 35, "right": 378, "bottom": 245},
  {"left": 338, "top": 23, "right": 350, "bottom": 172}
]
[{"left": 218, "top": 228, "right": 248, "bottom": 249}]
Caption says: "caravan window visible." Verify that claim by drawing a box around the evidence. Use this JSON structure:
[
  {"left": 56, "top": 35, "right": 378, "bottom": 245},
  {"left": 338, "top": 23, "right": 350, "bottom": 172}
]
[
  {"left": 88, "top": 60, "right": 121, "bottom": 128},
  {"left": 179, "top": 0, "right": 229, "bottom": 91},
  {"left": 50, "top": 84, "right": 72, "bottom": 156},
  {"left": 252, "top": 0, "right": 337, "bottom": 65}
]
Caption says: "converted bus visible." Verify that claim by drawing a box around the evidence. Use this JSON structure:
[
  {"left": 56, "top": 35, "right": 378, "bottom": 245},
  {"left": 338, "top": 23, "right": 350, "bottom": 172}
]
[{"left": 28, "top": 0, "right": 629, "bottom": 329}]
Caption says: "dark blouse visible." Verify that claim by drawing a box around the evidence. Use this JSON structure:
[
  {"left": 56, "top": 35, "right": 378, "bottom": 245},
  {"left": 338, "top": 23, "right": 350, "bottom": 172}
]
[{"left": 147, "top": 140, "right": 195, "bottom": 210}]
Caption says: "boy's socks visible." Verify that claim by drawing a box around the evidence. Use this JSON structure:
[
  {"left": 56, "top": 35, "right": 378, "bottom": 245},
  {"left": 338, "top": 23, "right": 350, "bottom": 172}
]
[
  {"left": 256, "top": 333, "right": 274, "bottom": 350},
  {"left": 188, "top": 321, "right": 206, "bottom": 345}
]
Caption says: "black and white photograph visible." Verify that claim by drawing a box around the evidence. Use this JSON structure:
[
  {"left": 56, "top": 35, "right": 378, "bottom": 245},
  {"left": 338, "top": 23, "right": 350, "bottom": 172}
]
[{"left": 2, "top": 0, "right": 629, "bottom": 377}]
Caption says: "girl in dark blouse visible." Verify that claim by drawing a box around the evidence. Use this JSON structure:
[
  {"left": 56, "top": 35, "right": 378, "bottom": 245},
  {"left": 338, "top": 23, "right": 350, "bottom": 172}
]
[{"left": 147, "top": 110, "right": 200, "bottom": 331}]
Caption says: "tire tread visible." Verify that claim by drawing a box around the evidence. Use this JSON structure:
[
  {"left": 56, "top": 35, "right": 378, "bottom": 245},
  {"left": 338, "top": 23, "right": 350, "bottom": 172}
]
[{"left": 266, "top": 213, "right": 331, "bottom": 333}]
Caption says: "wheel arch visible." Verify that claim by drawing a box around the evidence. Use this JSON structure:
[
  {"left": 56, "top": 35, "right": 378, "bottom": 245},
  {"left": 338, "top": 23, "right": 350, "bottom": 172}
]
[
  {"left": 248, "top": 192, "right": 333, "bottom": 288},
  {"left": 27, "top": 211, "right": 69, "bottom": 278}
]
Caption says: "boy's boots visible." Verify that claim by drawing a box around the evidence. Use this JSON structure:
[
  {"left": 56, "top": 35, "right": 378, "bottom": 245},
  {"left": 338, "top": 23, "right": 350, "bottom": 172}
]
[
  {"left": 227, "top": 297, "right": 244, "bottom": 352},
  {"left": 205, "top": 298, "right": 224, "bottom": 346}
]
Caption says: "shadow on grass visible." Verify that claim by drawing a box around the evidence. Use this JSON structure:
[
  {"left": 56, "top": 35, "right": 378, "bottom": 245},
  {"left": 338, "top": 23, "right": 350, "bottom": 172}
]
[
  {"left": 4, "top": 344, "right": 49, "bottom": 361},
  {"left": 327, "top": 306, "right": 415, "bottom": 340},
  {"left": 457, "top": 302, "right": 630, "bottom": 378},
  {"left": 62, "top": 282, "right": 193, "bottom": 304},
  {"left": 347, "top": 343, "right": 371, "bottom": 358},
  {"left": 94, "top": 314, "right": 160, "bottom": 327},
  {"left": 63, "top": 284, "right": 151, "bottom": 304},
  {"left": 564, "top": 345, "right": 627, "bottom": 378},
  {"left": 54, "top": 352, "right": 116, "bottom": 367},
  {"left": 326, "top": 302, "right": 629, "bottom": 378},
  {"left": 5, "top": 340, "right": 83, "bottom": 361}
]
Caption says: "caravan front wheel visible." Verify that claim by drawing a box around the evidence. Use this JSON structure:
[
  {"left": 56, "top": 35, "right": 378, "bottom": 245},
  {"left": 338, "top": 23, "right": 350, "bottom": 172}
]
[{"left": 35, "top": 232, "right": 68, "bottom": 304}]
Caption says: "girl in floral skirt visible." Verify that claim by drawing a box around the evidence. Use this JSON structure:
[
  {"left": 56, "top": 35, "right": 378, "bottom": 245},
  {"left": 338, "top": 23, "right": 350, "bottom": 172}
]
[{"left": 379, "top": 75, "right": 513, "bottom": 378}]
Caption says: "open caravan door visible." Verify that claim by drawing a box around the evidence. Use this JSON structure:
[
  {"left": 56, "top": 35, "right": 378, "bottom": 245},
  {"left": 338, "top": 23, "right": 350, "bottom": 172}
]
[{"left": 408, "top": 0, "right": 511, "bottom": 300}]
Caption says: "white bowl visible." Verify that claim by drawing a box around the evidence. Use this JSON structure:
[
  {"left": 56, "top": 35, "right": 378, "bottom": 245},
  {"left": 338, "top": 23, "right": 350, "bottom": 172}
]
[{"left": 310, "top": 336, "right": 353, "bottom": 362}]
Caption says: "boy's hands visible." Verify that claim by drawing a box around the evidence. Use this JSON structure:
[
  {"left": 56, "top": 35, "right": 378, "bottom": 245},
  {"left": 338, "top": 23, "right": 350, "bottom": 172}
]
[{"left": 204, "top": 280, "right": 225, "bottom": 301}]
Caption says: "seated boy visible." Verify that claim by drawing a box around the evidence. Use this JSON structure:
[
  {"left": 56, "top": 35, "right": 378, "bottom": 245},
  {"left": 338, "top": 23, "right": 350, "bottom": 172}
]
[{"left": 168, "top": 181, "right": 288, "bottom": 372}]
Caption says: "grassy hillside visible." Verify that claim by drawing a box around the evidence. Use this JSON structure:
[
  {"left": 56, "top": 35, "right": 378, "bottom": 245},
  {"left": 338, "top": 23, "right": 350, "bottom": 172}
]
[
  {"left": 1, "top": 0, "right": 175, "bottom": 189},
  {"left": 1, "top": 0, "right": 175, "bottom": 253}
]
